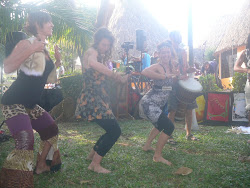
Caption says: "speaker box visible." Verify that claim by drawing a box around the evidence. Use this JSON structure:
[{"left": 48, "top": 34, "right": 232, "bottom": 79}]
[
  {"left": 136, "top": 30, "right": 146, "bottom": 51},
  {"left": 5, "top": 32, "right": 27, "bottom": 57}
]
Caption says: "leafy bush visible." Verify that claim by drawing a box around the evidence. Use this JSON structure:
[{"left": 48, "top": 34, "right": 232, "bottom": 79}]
[
  {"left": 59, "top": 73, "right": 83, "bottom": 101},
  {"left": 199, "top": 74, "right": 222, "bottom": 92},
  {"left": 231, "top": 72, "right": 247, "bottom": 92}
]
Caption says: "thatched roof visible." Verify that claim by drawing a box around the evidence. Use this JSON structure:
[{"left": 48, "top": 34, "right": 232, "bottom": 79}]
[
  {"left": 215, "top": 0, "right": 250, "bottom": 54},
  {"left": 194, "top": 15, "right": 233, "bottom": 64},
  {"left": 108, "top": 0, "right": 169, "bottom": 60},
  {"left": 204, "top": 15, "right": 233, "bottom": 50}
]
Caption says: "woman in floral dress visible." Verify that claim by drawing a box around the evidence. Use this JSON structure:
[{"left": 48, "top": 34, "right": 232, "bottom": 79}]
[{"left": 75, "top": 28, "right": 127, "bottom": 173}]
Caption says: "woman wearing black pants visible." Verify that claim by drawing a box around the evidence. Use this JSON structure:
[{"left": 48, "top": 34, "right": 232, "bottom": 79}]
[
  {"left": 75, "top": 28, "right": 127, "bottom": 173},
  {"left": 140, "top": 41, "right": 178, "bottom": 165}
]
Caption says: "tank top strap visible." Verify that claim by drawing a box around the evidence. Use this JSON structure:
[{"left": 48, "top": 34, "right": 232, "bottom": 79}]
[{"left": 159, "top": 63, "right": 166, "bottom": 73}]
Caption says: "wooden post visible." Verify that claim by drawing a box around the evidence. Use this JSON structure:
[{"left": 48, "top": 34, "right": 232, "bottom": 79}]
[
  {"left": 219, "top": 53, "right": 222, "bottom": 79},
  {"left": 188, "top": 0, "right": 194, "bottom": 67}
]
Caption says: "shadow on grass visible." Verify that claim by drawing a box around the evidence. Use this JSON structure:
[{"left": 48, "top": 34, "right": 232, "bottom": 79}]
[{"left": 0, "top": 120, "right": 249, "bottom": 187}]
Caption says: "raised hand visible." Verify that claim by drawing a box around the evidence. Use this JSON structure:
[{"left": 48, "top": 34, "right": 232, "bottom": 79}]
[
  {"left": 32, "top": 38, "right": 46, "bottom": 52},
  {"left": 54, "top": 45, "right": 61, "bottom": 62},
  {"left": 54, "top": 45, "right": 61, "bottom": 67}
]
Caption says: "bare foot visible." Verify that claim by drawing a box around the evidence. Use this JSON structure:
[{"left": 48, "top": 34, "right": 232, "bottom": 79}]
[
  {"left": 142, "top": 145, "right": 155, "bottom": 151},
  {"left": 88, "top": 163, "right": 111, "bottom": 174},
  {"left": 35, "top": 163, "right": 50, "bottom": 174},
  {"left": 153, "top": 156, "right": 172, "bottom": 166},
  {"left": 86, "top": 149, "right": 95, "bottom": 161},
  {"left": 186, "top": 134, "right": 199, "bottom": 141}
]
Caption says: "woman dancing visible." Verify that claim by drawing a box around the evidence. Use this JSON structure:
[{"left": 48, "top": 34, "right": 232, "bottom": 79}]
[
  {"left": 0, "top": 11, "right": 62, "bottom": 188},
  {"left": 75, "top": 28, "right": 127, "bottom": 173},
  {"left": 140, "top": 41, "right": 177, "bottom": 165}
]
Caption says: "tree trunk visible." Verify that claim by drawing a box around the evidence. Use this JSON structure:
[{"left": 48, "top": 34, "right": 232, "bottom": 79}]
[{"left": 95, "top": 0, "right": 114, "bottom": 29}]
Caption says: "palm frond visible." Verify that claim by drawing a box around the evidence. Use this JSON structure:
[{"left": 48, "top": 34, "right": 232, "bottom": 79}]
[{"left": 0, "top": 0, "right": 97, "bottom": 53}]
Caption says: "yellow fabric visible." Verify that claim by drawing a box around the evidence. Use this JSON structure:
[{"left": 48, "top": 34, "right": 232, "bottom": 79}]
[
  {"left": 221, "top": 77, "right": 233, "bottom": 89},
  {"left": 195, "top": 95, "right": 206, "bottom": 122}
]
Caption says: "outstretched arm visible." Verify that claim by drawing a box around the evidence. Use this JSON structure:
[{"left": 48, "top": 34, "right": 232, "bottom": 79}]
[
  {"left": 234, "top": 50, "right": 248, "bottom": 73},
  {"left": 54, "top": 45, "right": 61, "bottom": 68},
  {"left": 141, "top": 64, "right": 177, "bottom": 80},
  {"left": 141, "top": 64, "right": 165, "bottom": 80},
  {"left": 88, "top": 49, "right": 127, "bottom": 83}
]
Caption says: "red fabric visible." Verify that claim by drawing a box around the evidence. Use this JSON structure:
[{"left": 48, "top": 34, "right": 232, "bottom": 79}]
[
  {"left": 128, "top": 92, "right": 140, "bottom": 113},
  {"left": 206, "top": 93, "right": 230, "bottom": 122}
]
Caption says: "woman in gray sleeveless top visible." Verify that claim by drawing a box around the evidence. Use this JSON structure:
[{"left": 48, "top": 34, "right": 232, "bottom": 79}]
[{"left": 140, "top": 41, "right": 179, "bottom": 166}]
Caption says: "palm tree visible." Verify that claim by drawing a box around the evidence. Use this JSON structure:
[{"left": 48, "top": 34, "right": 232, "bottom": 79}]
[{"left": 0, "top": 0, "right": 97, "bottom": 57}]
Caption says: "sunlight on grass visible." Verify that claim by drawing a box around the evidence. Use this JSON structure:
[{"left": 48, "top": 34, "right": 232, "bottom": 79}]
[{"left": 1, "top": 120, "right": 249, "bottom": 187}]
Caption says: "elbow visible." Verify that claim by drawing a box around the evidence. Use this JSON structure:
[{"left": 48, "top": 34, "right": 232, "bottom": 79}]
[
  {"left": 4, "top": 67, "right": 12, "bottom": 74},
  {"left": 3, "top": 60, "right": 12, "bottom": 74},
  {"left": 141, "top": 70, "right": 146, "bottom": 76},
  {"left": 233, "top": 66, "right": 239, "bottom": 72},
  {"left": 3, "top": 64, "right": 15, "bottom": 74},
  {"left": 233, "top": 64, "right": 238, "bottom": 71}
]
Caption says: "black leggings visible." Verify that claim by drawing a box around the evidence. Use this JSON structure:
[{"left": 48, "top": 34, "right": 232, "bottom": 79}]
[
  {"left": 156, "top": 113, "right": 175, "bottom": 136},
  {"left": 94, "top": 119, "right": 121, "bottom": 157}
]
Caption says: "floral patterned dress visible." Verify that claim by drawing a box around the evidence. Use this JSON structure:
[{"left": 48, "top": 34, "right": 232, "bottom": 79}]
[{"left": 75, "top": 68, "right": 115, "bottom": 121}]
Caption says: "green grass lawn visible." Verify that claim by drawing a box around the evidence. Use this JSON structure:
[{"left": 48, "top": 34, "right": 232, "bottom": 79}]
[{"left": 0, "top": 119, "right": 250, "bottom": 188}]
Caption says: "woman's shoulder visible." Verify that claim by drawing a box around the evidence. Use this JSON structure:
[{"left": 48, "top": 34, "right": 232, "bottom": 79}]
[
  {"left": 85, "top": 47, "right": 98, "bottom": 56},
  {"left": 152, "top": 63, "right": 165, "bottom": 70}
]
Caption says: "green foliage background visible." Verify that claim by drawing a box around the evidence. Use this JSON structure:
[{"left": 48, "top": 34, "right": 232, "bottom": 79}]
[
  {"left": 199, "top": 74, "right": 222, "bottom": 92},
  {"left": 231, "top": 72, "right": 247, "bottom": 92},
  {"left": 59, "top": 72, "right": 83, "bottom": 100},
  {"left": 204, "top": 48, "right": 216, "bottom": 61}
]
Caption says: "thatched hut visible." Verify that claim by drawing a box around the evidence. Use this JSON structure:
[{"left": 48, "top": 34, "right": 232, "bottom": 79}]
[
  {"left": 107, "top": 0, "right": 169, "bottom": 60},
  {"left": 214, "top": 0, "right": 250, "bottom": 79},
  {"left": 194, "top": 14, "right": 234, "bottom": 65},
  {"left": 205, "top": 15, "right": 234, "bottom": 51}
]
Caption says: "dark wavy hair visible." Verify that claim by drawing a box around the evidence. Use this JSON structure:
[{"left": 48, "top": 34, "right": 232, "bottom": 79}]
[
  {"left": 25, "top": 11, "right": 52, "bottom": 36},
  {"left": 169, "top": 30, "right": 182, "bottom": 45},
  {"left": 92, "top": 27, "right": 114, "bottom": 63},
  {"left": 157, "top": 40, "right": 172, "bottom": 51},
  {"left": 157, "top": 40, "right": 173, "bottom": 71}
]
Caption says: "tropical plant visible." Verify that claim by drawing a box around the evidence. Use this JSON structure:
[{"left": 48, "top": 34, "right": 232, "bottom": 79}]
[
  {"left": 230, "top": 72, "right": 247, "bottom": 92},
  {"left": 0, "top": 0, "right": 97, "bottom": 56},
  {"left": 47, "top": 42, "right": 79, "bottom": 73},
  {"left": 199, "top": 74, "right": 222, "bottom": 92}
]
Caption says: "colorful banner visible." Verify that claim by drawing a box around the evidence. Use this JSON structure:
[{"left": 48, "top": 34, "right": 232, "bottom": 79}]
[{"left": 206, "top": 93, "right": 230, "bottom": 122}]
